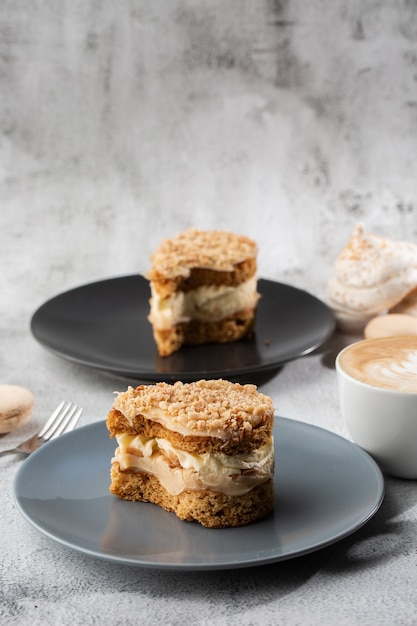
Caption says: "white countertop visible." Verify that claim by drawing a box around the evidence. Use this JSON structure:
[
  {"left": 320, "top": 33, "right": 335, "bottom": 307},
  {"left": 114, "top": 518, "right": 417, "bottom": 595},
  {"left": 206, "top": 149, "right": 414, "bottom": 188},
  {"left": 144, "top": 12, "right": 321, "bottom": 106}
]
[{"left": 1, "top": 2, "right": 417, "bottom": 624}]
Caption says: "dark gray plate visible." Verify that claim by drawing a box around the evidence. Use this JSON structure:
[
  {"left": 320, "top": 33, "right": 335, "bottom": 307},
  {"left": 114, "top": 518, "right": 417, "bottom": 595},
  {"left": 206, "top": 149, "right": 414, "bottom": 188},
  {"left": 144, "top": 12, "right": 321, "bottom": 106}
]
[
  {"left": 30, "top": 275, "right": 335, "bottom": 381},
  {"left": 14, "top": 418, "right": 384, "bottom": 570}
]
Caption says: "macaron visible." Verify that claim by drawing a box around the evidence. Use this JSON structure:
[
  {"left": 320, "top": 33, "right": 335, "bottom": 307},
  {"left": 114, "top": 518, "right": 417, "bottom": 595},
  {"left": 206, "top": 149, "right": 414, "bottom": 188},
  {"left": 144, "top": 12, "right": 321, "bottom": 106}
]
[
  {"left": 364, "top": 313, "right": 417, "bottom": 340},
  {"left": 0, "top": 384, "right": 34, "bottom": 434}
]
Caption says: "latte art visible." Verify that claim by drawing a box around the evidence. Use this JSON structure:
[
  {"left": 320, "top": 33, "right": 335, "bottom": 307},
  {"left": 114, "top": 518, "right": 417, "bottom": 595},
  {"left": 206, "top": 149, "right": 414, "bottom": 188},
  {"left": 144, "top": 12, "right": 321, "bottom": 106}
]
[
  {"left": 368, "top": 351, "right": 417, "bottom": 391},
  {"left": 339, "top": 336, "right": 417, "bottom": 393}
]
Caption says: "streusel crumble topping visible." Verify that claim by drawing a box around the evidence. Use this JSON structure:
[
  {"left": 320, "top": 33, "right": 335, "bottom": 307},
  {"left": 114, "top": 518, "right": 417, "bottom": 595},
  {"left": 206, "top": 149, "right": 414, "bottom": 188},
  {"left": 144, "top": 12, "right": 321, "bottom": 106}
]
[
  {"left": 147, "top": 228, "right": 258, "bottom": 279},
  {"left": 113, "top": 379, "right": 273, "bottom": 437}
]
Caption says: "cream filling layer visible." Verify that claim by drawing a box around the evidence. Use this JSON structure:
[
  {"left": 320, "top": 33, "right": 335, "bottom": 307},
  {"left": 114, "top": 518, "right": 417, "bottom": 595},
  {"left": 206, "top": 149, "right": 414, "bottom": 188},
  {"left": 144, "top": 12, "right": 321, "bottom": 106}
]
[
  {"left": 113, "top": 433, "right": 274, "bottom": 496},
  {"left": 148, "top": 276, "right": 259, "bottom": 330}
]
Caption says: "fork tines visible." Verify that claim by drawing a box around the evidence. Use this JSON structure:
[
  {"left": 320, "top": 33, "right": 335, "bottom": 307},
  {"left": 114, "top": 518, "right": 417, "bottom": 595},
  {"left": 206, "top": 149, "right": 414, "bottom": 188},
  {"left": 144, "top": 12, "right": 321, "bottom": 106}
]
[{"left": 38, "top": 401, "right": 83, "bottom": 440}]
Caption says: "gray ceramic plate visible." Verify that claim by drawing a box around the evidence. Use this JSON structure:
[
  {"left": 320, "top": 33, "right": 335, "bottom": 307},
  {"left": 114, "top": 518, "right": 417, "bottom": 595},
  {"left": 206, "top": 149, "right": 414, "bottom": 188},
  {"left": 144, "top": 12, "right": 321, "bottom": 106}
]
[
  {"left": 13, "top": 418, "right": 384, "bottom": 570},
  {"left": 30, "top": 275, "right": 335, "bottom": 381}
]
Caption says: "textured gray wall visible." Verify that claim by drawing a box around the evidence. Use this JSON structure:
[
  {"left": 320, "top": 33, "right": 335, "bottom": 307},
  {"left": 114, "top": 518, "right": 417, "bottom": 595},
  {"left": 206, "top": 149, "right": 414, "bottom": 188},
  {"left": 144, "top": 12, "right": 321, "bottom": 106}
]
[{"left": 1, "top": 1, "right": 417, "bottom": 319}]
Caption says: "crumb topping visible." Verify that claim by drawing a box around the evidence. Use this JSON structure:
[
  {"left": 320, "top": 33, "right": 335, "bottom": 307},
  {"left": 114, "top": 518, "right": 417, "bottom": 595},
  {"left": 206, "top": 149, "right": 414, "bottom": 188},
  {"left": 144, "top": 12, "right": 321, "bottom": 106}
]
[
  {"left": 147, "top": 228, "right": 258, "bottom": 279},
  {"left": 113, "top": 379, "right": 273, "bottom": 438}
]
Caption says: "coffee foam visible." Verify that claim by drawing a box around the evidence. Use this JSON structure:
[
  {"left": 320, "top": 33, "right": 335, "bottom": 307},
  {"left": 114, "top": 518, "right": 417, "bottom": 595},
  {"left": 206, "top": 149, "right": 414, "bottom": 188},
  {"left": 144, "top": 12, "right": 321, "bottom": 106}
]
[{"left": 338, "top": 336, "right": 417, "bottom": 393}]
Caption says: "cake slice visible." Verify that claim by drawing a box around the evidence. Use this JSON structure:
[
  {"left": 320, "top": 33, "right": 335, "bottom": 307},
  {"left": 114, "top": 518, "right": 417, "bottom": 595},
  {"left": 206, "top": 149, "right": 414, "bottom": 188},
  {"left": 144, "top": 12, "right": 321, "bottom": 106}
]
[
  {"left": 146, "top": 228, "right": 260, "bottom": 356},
  {"left": 106, "top": 379, "right": 275, "bottom": 528}
]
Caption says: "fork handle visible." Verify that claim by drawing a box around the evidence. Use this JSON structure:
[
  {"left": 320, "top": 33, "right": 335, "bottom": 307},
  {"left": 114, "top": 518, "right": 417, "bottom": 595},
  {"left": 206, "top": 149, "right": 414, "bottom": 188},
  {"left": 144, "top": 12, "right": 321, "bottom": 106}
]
[{"left": 0, "top": 448, "right": 29, "bottom": 457}]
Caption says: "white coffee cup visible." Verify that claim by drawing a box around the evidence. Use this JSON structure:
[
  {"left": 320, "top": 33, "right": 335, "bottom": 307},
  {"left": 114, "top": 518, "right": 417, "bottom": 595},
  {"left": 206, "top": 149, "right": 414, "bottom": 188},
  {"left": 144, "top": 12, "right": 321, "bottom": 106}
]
[{"left": 336, "top": 335, "right": 417, "bottom": 479}]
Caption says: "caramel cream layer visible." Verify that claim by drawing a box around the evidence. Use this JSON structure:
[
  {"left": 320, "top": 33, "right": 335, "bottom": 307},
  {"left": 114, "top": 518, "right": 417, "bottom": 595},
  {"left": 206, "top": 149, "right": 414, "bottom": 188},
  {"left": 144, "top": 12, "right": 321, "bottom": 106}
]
[
  {"left": 113, "top": 433, "right": 274, "bottom": 496},
  {"left": 148, "top": 276, "right": 259, "bottom": 331}
]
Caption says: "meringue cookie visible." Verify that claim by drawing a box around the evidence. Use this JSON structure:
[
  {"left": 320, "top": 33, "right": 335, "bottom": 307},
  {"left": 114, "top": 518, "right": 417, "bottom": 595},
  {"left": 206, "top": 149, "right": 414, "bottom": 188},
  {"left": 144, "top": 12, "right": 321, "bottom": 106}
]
[{"left": 326, "top": 224, "right": 417, "bottom": 332}]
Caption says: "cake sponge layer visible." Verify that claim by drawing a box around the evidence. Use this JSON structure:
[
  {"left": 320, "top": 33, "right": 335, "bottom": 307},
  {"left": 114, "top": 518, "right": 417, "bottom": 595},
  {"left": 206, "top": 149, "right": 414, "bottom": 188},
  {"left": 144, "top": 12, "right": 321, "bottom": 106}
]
[
  {"left": 110, "top": 464, "right": 274, "bottom": 528},
  {"left": 151, "top": 308, "right": 256, "bottom": 357}
]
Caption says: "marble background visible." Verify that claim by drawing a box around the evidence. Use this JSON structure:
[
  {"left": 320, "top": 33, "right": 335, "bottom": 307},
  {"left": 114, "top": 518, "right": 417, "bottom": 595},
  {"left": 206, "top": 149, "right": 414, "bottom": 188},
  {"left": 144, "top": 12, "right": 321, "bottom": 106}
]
[
  {"left": 2, "top": 3, "right": 417, "bottom": 625},
  {"left": 2, "top": 0, "right": 417, "bottom": 331}
]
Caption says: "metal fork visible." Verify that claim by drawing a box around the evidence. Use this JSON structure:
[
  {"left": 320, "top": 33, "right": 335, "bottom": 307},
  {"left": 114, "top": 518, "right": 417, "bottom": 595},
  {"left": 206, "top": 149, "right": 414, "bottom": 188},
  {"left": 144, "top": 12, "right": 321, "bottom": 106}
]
[{"left": 0, "top": 401, "right": 82, "bottom": 457}]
